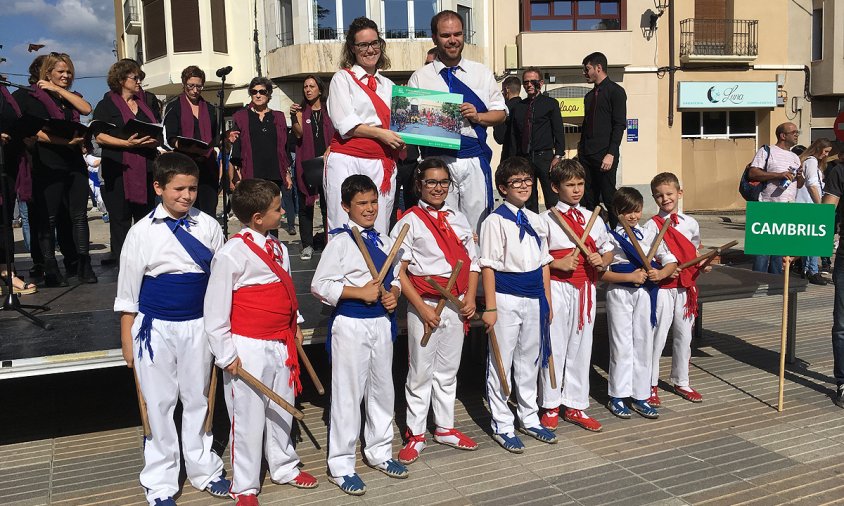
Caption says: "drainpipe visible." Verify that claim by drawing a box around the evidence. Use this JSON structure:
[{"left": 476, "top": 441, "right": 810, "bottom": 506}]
[{"left": 668, "top": 1, "right": 675, "bottom": 127}]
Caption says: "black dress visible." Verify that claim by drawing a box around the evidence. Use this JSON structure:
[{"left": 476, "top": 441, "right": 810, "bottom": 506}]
[{"left": 163, "top": 98, "right": 219, "bottom": 215}]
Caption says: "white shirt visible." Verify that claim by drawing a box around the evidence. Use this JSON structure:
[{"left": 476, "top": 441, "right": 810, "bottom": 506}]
[
  {"left": 204, "top": 226, "right": 302, "bottom": 368},
  {"left": 392, "top": 200, "right": 480, "bottom": 277},
  {"left": 541, "top": 202, "right": 614, "bottom": 255},
  {"left": 311, "top": 220, "right": 402, "bottom": 307},
  {"left": 408, "top": 57, "right": 507, "bottom": 139},
  {"left": 114, "top": 205, "right": 224, "bottom": 313},
  {"left": 607, "top": 224, "right": 677, "bottom": 267},
  {"left": 797, "top": 156, "right": 823, "bottom": 203},
  {"left": 479, "top": 201, "right": 553, "bottom": 272},
  {"left": 752, "top": 145, "right": 801, "bottom": 203},
  {"left": 642, "top": 211, "right": 701, "bottom": 249},
  {"left": 326, "top": 65, "right": 395, "bottom": 138}
]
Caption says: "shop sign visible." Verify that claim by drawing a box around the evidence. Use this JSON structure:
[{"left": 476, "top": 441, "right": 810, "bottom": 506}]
[
  {"left": 678, "top": 82, "right": 777, "bottom": 109},
  {"left": 555, "top": 97, "right": 584, "bottom": 117}
]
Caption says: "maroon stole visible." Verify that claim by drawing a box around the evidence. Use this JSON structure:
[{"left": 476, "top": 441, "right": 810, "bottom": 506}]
[
  {"left": 232, "top": 107, "right": 289, "bottom": 181},
  {"left": 651, "top": 215, "right": 700, "bottom": 318},
  {"left": 294, "top": 102, "right": 334, "bottom": 206},
  {"left": 109, "top": 91, "right": 158, "bottom": 204},
  {"left": 178, "top": 93, "right": 216, "bottom": 174},
  {"left": 30, "top": 85, "right": 81, "bottom": 121},
  {"left": 0, "top": 86, "right": 32, "bottom": 203}
]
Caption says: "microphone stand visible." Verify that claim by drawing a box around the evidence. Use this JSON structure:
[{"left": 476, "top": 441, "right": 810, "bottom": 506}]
[
  {"left": 0, "top": 80, "right": 52, "bottom": 329},
  {"left": 216, "top": 73, "right": 229, "bottom": 238}
]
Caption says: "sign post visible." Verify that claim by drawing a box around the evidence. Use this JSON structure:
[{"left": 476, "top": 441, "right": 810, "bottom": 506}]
[
  {"left": 834, "top": 110, "right": 844, "bottom": 142},
  {"left": 745, "top": 202, "right": 835, "bottom": 411}
]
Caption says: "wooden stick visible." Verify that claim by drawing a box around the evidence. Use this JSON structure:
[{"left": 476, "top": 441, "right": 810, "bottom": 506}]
[
  {"left": 421, "top": 260, "right": 464, "bottom": 347},
  {"left": 677, "top": 240, "right": 739, "bottom": 270},
  {"left": 550, "top": 208, "right": 592, "bottom": 257},
  {"left": 133, "top": 368, "right": 151, "bottom": 438},
  {"left": 547, "top": 351, "right": 558, "bottom": 391},
  {"left": 377, "top": 223, "right": 410, "bottom": 284},
  {"left": 617, "top": 218, "right": 652, "bottom": 271},
  {"left": 645, "top": 219, "right": 672, "bottom": 264},
  {"left": 297, "top": 340, "right": 325, "bottom": 395},
  {"left": 778, "top": 257, "right": 791, "bottom": 412},
  {"left": 424, "top": 276, "right": 511, "bottom": 397},
  {"left": 351, "top": 226, "right": 383, "bottom": 289},
  {"left": 580, "top": 204, "right": 603, "bottom": 242},
  {"left": 351, "top": 224, "right": 409, "bottom": 313},
  {"left": 236, "top": 366, "right": 305, "bottom": 420},
  {"left": 203, "top": 365, "right": 218, "bottom": 433}
]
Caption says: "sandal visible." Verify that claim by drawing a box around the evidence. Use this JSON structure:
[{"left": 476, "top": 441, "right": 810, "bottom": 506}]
[{"left": 2, "top": 273, "right": 37, "bottom": 295}]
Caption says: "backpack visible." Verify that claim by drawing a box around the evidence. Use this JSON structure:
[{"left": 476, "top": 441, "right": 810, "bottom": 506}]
[{"left": 739, "top": 145, "right": 771, "bottom": 202}]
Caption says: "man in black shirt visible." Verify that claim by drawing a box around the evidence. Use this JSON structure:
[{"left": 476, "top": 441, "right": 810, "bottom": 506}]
[
  {"left": 822, "top": 161, "right": 844, "bottom": 407},
  {"left": 493, "top": 75, "right": 521, "bottom": 163},
  {"left": 512, "top": 67, "right": 565, "bottom": 212},
  {"left": 578, "top": 52, "right": 627, "bottom": 225}
]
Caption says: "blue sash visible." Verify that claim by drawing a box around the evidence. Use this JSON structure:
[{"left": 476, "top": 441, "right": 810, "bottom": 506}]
[
  {"left": 325, "top": 225, "right": 398, "bottom": 356},
  {"left": 608, "top": 227, "right": 660, "bottom": 327},
  {"left": 423, "top": 68, "right": 494, "bottom": 211},
  {"left": 490, "top": 206, "right": 550, "bottom": 368},
  {"left": 135, "top": 211, "right": 214, "bottom": 361}
]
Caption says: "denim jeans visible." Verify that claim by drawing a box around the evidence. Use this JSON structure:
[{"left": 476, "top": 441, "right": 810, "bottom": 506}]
[
  {"left": 752, "top": 255, "right": 783, "bottom": 274},
  {"left": 19, "top": 200, "right": 31, "bottom": 253},
  {"left": 804, "top": 256, "right": 819, "bottom": 275},
  {"left": 833, "top": 259, "right": 844, "bottom": 386}
]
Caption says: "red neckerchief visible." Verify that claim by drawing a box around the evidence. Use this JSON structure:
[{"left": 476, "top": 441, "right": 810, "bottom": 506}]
[
  {"left": 651, "top": 215, "right": 699, "bottom": 318},
  {"left": 549, "top": 207, "right": 599, "bottom": 330}
]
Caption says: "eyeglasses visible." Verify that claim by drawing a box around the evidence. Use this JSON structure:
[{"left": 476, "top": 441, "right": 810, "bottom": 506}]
[
  {"left": 185, "top": 83, "right": 203, "bottom": 90},
  {"left": 354, "top": 40, "right": 381, "bottom": 52},
  {"left": 422, "top": 179, "right": 452, "bottom": 189},
  {"left": 249, "top": 88, "right": 269, "bottom": 96},
  {"left": 784, "top": 129, "right": 800, "bottom": 135},
  {"left": 506, "top": 177, "right": 534, "bottom": 188},
  {"left": 523, "top": 79, "right": 542, "bottom": 88},
  {"left": 126, "top": 75, "right": 142, "bottom": 82}
]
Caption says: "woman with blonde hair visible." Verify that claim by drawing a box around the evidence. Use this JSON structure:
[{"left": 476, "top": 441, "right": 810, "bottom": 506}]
[{"left": 797, "top": 137, "right": 833, "bottom": 284}]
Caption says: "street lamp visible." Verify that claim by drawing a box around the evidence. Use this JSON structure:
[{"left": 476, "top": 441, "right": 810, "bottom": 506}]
[{"left": 643, "top": 0, "right": 669, "bottom": 40}]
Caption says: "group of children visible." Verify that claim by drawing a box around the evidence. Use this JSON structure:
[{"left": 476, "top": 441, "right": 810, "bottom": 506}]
[{"left": 117, "top": 152, "right": 709, "bottom": 505}]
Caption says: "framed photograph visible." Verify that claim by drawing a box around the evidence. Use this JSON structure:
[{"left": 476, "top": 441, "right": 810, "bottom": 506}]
[{"left": 390, "top": 86, "right": 463, "bottom": 150}]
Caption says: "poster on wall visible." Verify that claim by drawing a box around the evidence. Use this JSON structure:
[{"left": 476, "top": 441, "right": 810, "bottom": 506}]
[{"left": 627, "top": 119, "right": 639, "bottom": 142}]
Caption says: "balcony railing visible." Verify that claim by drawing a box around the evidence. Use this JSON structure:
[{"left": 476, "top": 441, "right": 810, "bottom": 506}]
[
  {"left": 124, "top": 0, "right": 140, "bottom": 34},
  {"left": 679, "top": 18, "right": 758, "bottom": 61}
]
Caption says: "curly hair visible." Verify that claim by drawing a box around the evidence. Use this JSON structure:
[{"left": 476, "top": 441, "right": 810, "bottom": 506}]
[
  {"left": 339, "top": 17, "right": 390, "bottom": 71},
  {"left": 180, "top": 65, "right": 206, "bottom": 85},
  {"left": 39, "top": 53, "right": 76, "bottom": 88},
  {"left": 106, "top": 59, "right": 141, "bottom": 93}
]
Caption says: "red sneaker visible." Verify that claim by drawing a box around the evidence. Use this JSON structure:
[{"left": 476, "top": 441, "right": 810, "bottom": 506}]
[
  {"left": 398, "top": 431, "right": 426, "bottom": 464},
  {"left": 235, "top": 494, "right": 259, "bottom": 506},
  {"left": 540, "top": 407, "right": 560, "bottom": 431},
  {"left": 288, "top": 471, "right": 319, "bottom": 489},
  {"left": 674, "top": 385, "right": 703, "bottom": 403},
  {"left": 647, "top": 386, "right": 661, "bottom": 407},
  {"left": 563, "top": 408, "right": 602, "bottom": 432}
]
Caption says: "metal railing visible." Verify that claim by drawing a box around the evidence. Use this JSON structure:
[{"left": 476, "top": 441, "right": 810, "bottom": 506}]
[
  {"left": 123, "top": 0, "right": 139, "bottom": 30},
  {"left": 679, "top": 18, "right": 758, "bottom": 57}
]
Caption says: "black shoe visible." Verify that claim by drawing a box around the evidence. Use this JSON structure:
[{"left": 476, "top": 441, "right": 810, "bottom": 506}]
[
  {"left": 78, "top": 255, "right": 98, "bottom": 284},
  {"left": 29, "top": 264, "right": 44, "bottom": 280},
  {"left": 835, "top": 385, "right": 844, "bottom": 408},
  {"left": 288, "top": 227, "right": 297, "bottom": 235},
  {"left": 43, "top": 260, "right": 68, "bottom": 287},
  {"left": 807, "top": 273, "right": 828, "bottom": 286},
  {"left": 64, "top": 259, "right": 79, "bottom": 278},
  {"left": 100, "top": 255, "right": 118, "bottom": 266}
]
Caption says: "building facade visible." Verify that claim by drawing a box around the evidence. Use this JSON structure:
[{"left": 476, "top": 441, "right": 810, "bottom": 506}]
[{"left": 809, "top": 0, "right": 844, "bottom": 142}]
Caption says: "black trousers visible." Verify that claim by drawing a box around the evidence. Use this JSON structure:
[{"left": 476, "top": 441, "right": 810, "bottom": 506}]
[
  {"left": 579, "top": 151, "right": 619, "bottom": 227},
  {"left": 194, "top": 158, "right": 220, "bottom": 216},
  {"left": 33, "top": 169, "right": 91, "bottom": 262},
  {"left": 101, "top": 169, "right": 154, "bottom": 259},
  {"left": 524, "top": 150, "right": 557, "bottom": 213},
  {"left": 296, "top": 186, "right": 326, "bottom": 249}
]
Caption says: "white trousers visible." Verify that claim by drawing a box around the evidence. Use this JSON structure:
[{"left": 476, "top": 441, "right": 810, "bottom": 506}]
[
  {"left": 539, "top": 280, "right": 595, "bottom": 411},
  {"left": 224, "top": 335, "right": 300, "bottom": 496},
  {"left": 405, "top": 299, "right": 465, "bottom": 434},
  {"left": 327, "top": 315, "right": 395, "bottom": 477},
  {"left": 324, "top": 151, "right": 397, "bottom": 236},
  {"left": 131, "top": 315, "right": 222, "bottom": 506},
  {"left": 486, "top": 293, "right": 542, "bottom": 434},
  {"left": 606, "top": 286, "right": 655, "bottom": 401},
  {"left": 439, "top": 155, "right": 491, "bottom": 233},
  {"left": 653, "top": 287, "right": 695, "bottom": 387}
]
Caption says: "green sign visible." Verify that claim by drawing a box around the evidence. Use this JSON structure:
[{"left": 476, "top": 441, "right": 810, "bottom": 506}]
[
  {"left": 390, "top": 86, "right": 463, "bottom": 150},
  {"left": 745, "top": 202, "right": 835, "bottom": 256}
]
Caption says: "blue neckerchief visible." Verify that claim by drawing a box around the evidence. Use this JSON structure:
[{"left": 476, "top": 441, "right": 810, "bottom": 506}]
[
  {"left": 136, "top": 272, "right": 208, "bottom": 361},
  {"left": 324, "top": 225, "right": 398, "bottom": 357},
  {"left": 494, "top": 269, "right": 552, "bottom": 368},
  {"left": 608, "top": 226, "right": 661, "bottom": 327},
  {"left": 148, "top": 209, "right": 214, "bottom": 274},
  {"left": 493, "top": 204, "right": 541, "bottom": 247},
  {"left": 422, "top": 66, "right": 494, "bottom": 212}
]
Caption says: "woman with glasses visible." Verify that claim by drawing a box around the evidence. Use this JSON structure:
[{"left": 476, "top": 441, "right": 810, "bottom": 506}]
[
  {"left": 163, "top": 66, "right": 219, "bottom": 215},
  {"left": 93, "top": 59, "right": 161, "bottom": 268},
  {"left": 230, "top": 77, "right": 295, "bottom": 236},
  {"left": 289, "top": 75, "right": 334, "bottom": 260},
  {"left": 324, "top": 16, "right": 405, "bottom": 235},
  {"left": 18, "top": 52, "right": 96, "bottom": 285}
]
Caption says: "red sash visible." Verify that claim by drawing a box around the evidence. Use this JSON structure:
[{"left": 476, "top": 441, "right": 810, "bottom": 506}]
[
  {"left": 329, "top": 68, "right": 396, "bottom": 194},
  {"left": 651, "top": 215, "right": 699, "bottom": 318},
  {"left": 230, "top": 233, "right": 301, "bottom": 394},
  {"left": 401, "top": 206, "right": 471, "bottom": 299},
  {"left": 549, "top": 211, "right": 599, "bottom": 330}
]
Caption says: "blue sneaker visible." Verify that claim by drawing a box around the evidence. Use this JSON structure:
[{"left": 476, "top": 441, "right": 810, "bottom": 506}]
[
  {"left": 518, "top": 426, "right": 558, "bottom": 444},
  {"left": 492, "top": 432, "right": 525, "bottom": 453},
  {"left": 153, "top": 498, "right": 176, "bottom": 506},
  {"left": 607, "top": 397, "right": 632, "bottom": 419},
  {"left": 206, "top": 471, "right": 231, "bottom": 497},
  {"left": 369, "top": 458, "right": 409, "bottom": 479},
  {"left": 630, "top": 399, "right": 659, "bottom": 419},
  {"left": 328, "top": 473, "right": 366, "bottom": 496}
]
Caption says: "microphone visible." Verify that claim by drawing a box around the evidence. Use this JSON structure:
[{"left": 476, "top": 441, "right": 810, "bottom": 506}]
[{"left": 216, "top": 66, "right": 233, "bottom": 78}]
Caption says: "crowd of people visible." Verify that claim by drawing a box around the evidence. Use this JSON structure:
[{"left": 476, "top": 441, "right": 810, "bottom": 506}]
[{"left": 1, "top": 7, "right": 842, "bottom": 506}]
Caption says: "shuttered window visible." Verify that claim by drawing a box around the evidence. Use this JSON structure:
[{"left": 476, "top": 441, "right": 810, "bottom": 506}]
[
  {"left": 142, "top": 0, "right": 166, "bottom": 60},
  {"left": 211, "top": 0, "right": 228, "bottom": 53},
  {"left": 171, "top": 0, "right": 202, "bottom": 53}
]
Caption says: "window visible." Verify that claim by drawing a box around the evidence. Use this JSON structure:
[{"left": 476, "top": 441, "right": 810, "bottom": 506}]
[
  {"left": 171, "top": 0, "right": 201, "bottom": 52},
  {"left": 457, "top": 4, "right": 473, "bottom": 44},
  {"left": 414, "top": 1, "right": 437, "bottom": 38},
  {"left": 812, "top": 8, "right": 822, "bottom": 61},
  {"left": 210, "top": 0, "right": 227, "bottom": 53},
  {"left": 681, "top": 110, "right": 756, "bottom": 139},
  {"left": 142, "top": 0, "right": 166, "bottom": 60},
  {"left": 313, "top": 0, "right": 366, "bottom": 41},
  {"left": 523, "top": 0, "right": 624, "bottom": 32},
  {"left": 384, "top": 0, "right": 409, "bottom": 38},
  {"left": 266, "top": 0, "right": 294, "bottom": 49}
]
